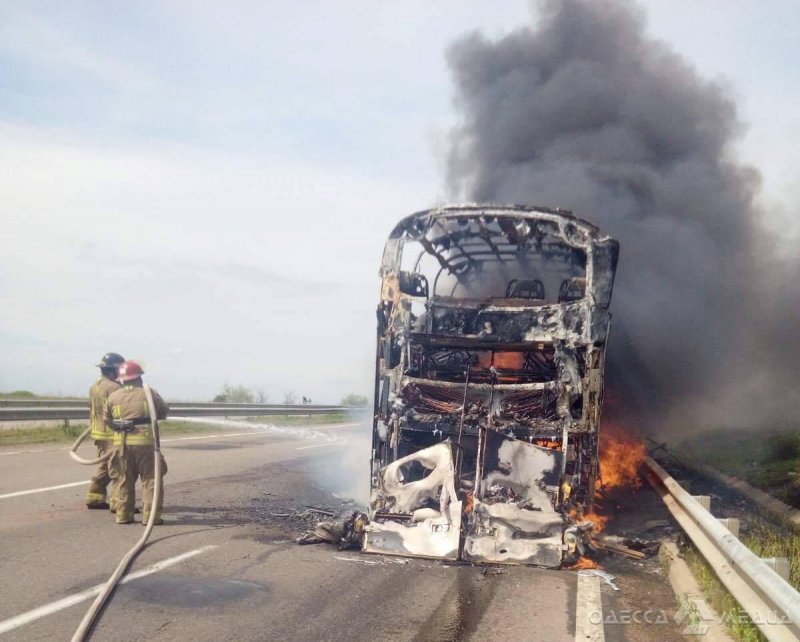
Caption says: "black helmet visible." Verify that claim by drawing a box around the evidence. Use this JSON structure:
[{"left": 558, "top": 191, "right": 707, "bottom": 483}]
[{"left": 96, "top": 352, "right": 125, "bottom": 369}]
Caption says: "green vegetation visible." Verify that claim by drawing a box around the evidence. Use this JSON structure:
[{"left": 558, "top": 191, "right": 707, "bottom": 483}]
[
  {"left": 0, "top": 419, "right": 251, "bottom": 448},
  {"left": 0, "top": 387, "right": 357, "bottom": 447},
  {"left": 0, "top": 390, "right": 38, "bottom": 399},
  {"left": 742, "top": 518, "right": 800, "bottom": 588},
  {"left": 0, "top": 390, "right": 83, "bottom": 400},
  {"left": 680, "top": 428, "right": 800, "bottom": 508},
  {"left": 678, "top": 429, "right": 800, "bottom": 640},
  {"left": 0, "top": 422, "right": 87, "bottom": 446},
  {"left": 212, "top": 383, "right": 256, "bottom": 403},
  {"left": 340, "top": 393, "right": 369, "bottom": 407},
  {"left": 682, "top": 516, "right": 800, "bottom": 642},
  {"left": 684, "top": 546, "right": 765, "bottom": 642}
]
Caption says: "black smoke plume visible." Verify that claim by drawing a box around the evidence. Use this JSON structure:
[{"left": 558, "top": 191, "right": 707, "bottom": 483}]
[{"left": 446, "top": 0, "right": 797, "bottom": 434}]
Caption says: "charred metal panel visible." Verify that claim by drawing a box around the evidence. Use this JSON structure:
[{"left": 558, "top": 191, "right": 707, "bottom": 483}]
[
  {"left": 364, "top": 442, "right": 462, "bottom": 560},
  {"left": 465, "top": 432, "right": 564, "bottom": 567},
  {"left": 370, "top": 204, "right": 619, "bottom": 566}
]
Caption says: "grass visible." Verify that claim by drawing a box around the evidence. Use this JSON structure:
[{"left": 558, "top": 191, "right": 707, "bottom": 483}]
[
  {"left": 0, "top": 419, "right": 241, "bottom": 447},
  {"left": 681, "top": 516, "right": 800, "bottom": 642},
  {"left": 684, "top": 545, "right": 766, "bottom": 642},
  {"left": 0, "top": 414, "right": 357, "bottom": 447},
  {"left": 675, "top": 427, "right": 800, "bottom": 640},
  {"left": 742, "top": 518, "right": 800, "bottom": 588},
  {"left": 0, "top": 422, "right": 89, "bottom": 446},
  {"left": 679, "top": 428, "right": 800, "bottom": 508}
]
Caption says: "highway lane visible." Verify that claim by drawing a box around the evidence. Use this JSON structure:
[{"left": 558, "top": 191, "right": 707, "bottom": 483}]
[{"left": 0, "top": 421, "right": 684, "bottom": 641}]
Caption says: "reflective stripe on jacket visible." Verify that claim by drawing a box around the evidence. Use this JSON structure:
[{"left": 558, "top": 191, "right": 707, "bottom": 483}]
[
  {"left": 106, "top": 384, "right": 169, "bottom": 446},
  {"left": 90, "top": 377, "right": 121, "bottom": 441}
]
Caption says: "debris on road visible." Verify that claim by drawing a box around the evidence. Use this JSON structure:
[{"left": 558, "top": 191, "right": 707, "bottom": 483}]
[
  {"left": 578, "top": 569, "right": 620, "bottom": 591},
  {"left": 481, "top": 567, "right": 504, "bottom": 576},
  {"left": 296, "top": 511, "right": 368, "bottom": 550},
  {"left": 590, "top": 535, "right": 660, "bottom": 560},
  {"left": 636, "top": 519, "right": 670, "bottom": 533},
  {"left": 302, "top": 505, "right": 336, "bottom": 517},
  {"left": 332, "top": 556, "right": 383, "bottom": 566}
]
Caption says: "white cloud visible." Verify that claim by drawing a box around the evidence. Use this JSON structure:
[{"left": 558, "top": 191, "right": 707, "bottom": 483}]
[
  {"left": 0, "top": 123, "right": 430, "bottom": 399},
  {"left": 1, "top": 0, "right": 798, "bottom": 399}
]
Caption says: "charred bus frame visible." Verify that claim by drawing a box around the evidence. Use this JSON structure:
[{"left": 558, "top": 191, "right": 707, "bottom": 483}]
[{"left": 366, "top": 204, "right": 619, "bottom": 567}]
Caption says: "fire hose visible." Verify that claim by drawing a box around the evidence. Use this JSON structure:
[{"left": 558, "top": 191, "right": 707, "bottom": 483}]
[
  {"left": 68, "top": 384, "right": 164, "bottom": 642},
  {"left": 69, "top": 428, "right": 112, "bottom": 466}
]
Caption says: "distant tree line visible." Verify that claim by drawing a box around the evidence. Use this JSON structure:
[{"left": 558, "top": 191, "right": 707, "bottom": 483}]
[
  {"left": 211, "top": 385, "right": 369, "bottom": 407},
  {"left": 340, "top": 393, "right": 369, "bottom": 407},
  {"left": 0, "top": 390, "right": 38, "bottom": 399},
  {"left": 212, "top": 384, "right": 257, "bottom": 403}
]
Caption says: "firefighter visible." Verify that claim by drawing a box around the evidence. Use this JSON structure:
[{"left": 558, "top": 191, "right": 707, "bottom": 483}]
[
  {"left": 85, "top": 352, "right": 125, "bottom": 509},
  {"left": 105, "top": 360, "right": 169, "bottom": 525}
]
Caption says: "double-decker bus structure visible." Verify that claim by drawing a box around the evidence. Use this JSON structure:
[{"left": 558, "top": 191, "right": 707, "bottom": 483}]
[{"left": 365, "top": 204, "right": 619, "bottom": 567}]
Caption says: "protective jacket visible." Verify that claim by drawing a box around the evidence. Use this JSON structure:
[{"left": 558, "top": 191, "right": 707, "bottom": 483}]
[
  {"left": 106, "top": 383, "right": 169, "bottom": 446},
  {"left": 89, "top": 377, "right": 121, "bottom": 440}
]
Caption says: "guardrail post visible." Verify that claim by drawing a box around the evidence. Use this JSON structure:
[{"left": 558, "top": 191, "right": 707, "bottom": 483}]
[
  {"left": 761, "top": 557, "right": 791, "bottom": 582},
  {"left": 691, "top": 495, "right": 711, "bottom": 511},
  {"left": 716, "top": 518, "right": 740, "bottom": 538}
]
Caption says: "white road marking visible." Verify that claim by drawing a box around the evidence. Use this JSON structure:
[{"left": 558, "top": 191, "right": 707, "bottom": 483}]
[
  {"left": 575, "top": 573, "right": 605, "bottom": 642},
  {"left": 0, "top": 545, "right": 218, "bottom": 635},
  {"left": 0, "top": 480, "right": 88, "bottom": 500},
  {"left": 295, "top": 442, "right": 346, "bottom": 451}
]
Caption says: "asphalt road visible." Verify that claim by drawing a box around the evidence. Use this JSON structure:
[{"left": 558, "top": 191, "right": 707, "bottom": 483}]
[{"left": 0, "top": 420, "right": 685, "bottom": 641}]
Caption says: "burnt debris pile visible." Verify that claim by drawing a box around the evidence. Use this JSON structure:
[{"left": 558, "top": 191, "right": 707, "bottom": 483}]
[{"left": 297, "top": 509, "right": 369, "bottom": 550}]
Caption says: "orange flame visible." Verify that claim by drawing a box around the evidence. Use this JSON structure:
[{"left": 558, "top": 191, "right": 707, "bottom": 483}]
[
  {"left": 569, "top": 506, "right": 609, "bottom": 534},
  {"left": 464, "top": 491, "right": 475, "bottom": 514},
  {"left": 567, "top": 557, "right": 601, "bottom": 570},
  {"left": 582, "top": 508, "right": 609, "bottom": 534},
  {"left": 598, "top": 423, "right": 647, "bottom": 491}
]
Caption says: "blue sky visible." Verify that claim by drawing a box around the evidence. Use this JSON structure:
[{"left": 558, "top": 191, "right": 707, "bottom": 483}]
[{"left": 1, "top": 1, "right": 797, "bottom": 401}]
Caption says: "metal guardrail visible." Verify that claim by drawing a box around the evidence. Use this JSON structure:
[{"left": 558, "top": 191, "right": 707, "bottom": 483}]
[
  {"left": 0, "top": 403, "right": 351, "bottom": 422},
  {"left": 646, "top": 456, "right": 800, "bottom": 642}
]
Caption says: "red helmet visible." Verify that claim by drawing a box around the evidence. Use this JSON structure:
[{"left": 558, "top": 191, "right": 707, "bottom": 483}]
[{"left": 117, "top": 360, "right": 145, "bottom": 382}]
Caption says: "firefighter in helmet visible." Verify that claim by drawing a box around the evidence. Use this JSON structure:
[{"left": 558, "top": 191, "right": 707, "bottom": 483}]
[
  {"left": 86, "top": 352, "right": 124, "bottom": 509},
  {"left": 105, "top": 360, "right": 169, "bottom": 524}
]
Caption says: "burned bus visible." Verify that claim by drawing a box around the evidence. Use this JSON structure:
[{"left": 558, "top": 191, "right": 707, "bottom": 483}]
[{"left": 364, "top": 204, "right": 619, "bottom": 567}]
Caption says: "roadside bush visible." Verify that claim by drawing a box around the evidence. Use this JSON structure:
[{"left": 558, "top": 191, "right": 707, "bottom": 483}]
[
  {"left": 766, "top": 432, "right": 800, "bottom": 462},
  {"left": 212, "top": 384, "right": 254, "bottom": 403},
  {"left": 341, "top": 393, "right": 369, "bottom": 407}
]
